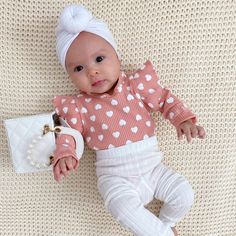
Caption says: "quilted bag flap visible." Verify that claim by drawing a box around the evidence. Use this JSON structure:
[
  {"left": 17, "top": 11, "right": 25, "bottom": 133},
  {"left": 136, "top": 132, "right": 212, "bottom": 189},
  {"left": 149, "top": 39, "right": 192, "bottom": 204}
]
[{"left": 4, "top": 113, "right": 55, "bottom": 173}]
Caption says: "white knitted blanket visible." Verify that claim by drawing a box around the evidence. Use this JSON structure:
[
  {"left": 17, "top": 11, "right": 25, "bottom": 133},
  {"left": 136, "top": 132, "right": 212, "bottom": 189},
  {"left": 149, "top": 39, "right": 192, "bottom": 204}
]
[{"left": 1, "top": 1, "right": 235, "bottom": 235}]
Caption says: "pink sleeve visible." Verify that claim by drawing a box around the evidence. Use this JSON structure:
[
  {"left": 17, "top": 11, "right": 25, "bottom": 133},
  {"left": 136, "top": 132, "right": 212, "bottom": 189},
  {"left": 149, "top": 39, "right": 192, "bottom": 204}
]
[
  {"left": 52, "top": 95, "right": 83, "bottom": 167},
  {"left": 53, "top": 134, "right": 78, "bottom": 167},
  {"left": 52, "top": 95, "right": 83, "bottom": 132},
  {"left": 130, "top": 60, "right": 197, "bottom": 127}
]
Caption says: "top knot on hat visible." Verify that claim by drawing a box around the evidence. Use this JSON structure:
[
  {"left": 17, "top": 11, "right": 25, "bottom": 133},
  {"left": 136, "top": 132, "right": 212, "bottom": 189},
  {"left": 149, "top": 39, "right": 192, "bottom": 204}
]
[
  {"left": 56, "top": 4, "right": 118, "bottom": 71},
  {"left": 59, "top": 4, "right": 93, "bottom": 34}
]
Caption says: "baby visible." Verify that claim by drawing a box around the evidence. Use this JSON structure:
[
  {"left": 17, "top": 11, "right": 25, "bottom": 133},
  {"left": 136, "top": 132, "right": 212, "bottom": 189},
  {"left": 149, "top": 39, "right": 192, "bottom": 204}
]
[{"left": 53, "top": 4, "right": 206, "bottom": 236}]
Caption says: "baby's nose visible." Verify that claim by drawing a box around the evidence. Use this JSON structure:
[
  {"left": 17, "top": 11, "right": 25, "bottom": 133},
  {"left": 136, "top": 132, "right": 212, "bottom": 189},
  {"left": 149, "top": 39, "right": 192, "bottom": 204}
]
[{"left": 88, "top": 67, "right": 99, "bottom": 77}]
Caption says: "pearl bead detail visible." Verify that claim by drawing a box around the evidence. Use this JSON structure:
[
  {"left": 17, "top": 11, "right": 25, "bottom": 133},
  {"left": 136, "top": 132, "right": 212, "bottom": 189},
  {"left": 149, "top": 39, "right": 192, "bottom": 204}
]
[{"left": 26, "top": 134, "right": 52, "bottom": 169}]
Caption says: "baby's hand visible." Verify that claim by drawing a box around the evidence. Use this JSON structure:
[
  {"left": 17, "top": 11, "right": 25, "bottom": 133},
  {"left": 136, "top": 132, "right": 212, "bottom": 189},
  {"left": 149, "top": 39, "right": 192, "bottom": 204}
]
[
  {"left": 53, "top": 156, "right": 79, "bottom": 183},
  {"left": 176, "top": 119, "right": 206, "bottom": 143}
]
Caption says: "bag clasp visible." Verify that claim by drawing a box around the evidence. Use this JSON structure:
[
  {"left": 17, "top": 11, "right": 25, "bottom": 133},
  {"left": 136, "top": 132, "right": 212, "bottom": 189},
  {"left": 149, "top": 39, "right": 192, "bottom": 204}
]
[{"left": 43, "top": 124, "right": 61, "bottom": 135}]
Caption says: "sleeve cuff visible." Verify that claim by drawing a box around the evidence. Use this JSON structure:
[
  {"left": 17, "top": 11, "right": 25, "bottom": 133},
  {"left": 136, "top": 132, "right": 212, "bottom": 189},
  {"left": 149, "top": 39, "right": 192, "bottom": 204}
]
[
  {"left": 171, "top": 112, "right": 197, "bottom": 127},
  {"left": 53, "top": 146, "right": 79, "bottom": 167}
]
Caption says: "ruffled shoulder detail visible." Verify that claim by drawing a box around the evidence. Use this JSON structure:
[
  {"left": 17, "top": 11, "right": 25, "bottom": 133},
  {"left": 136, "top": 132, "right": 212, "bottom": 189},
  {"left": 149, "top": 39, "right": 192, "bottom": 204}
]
[
  {"left": 52, "top": 95, "right": 83, "bottom": 131},
  {"left": 128, "top": 60, "right": 163, "bottom": 102},
  {"left": 128, "top": 60, "right": 158, "bottom": 82}
]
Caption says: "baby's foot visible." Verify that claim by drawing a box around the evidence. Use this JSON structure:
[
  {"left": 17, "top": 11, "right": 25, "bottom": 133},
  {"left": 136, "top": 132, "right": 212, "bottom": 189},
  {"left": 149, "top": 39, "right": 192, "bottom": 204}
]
[{"left": 171, "top": 227, "right": 178, "bottom": 236}]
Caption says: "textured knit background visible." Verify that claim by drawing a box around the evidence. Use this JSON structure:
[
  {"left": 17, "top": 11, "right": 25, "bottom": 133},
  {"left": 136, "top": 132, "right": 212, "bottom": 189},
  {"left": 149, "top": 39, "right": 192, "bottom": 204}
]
[{"left": 0, "top": 0, "right": 235, "bottom": 236}]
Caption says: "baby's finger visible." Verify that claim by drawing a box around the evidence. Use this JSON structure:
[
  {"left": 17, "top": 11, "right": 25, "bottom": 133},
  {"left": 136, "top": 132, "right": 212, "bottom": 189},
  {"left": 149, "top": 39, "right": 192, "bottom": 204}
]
[
  {"left": 176, "top": 127, "right": 184, "bottom": 140},
  {"left": 190, "top": 125, "right": 198, "bottom": 139},
  {"left": 53, "top": 164, "right": 61, "bottom": 182},
  {"left": 74, "top": 159, "right": 80, "bottom": 171},
  {"left": 72, "top": 158, "right": 79, "bottom": 171},
  {"left": 59, "top": 159, "right": 69, "bottom": 177},
  {"left": 182, "top": 126, "right": 192, "bottom": 143},
  {"left": 72, "top": 158, "right": 76, "bottom": 168},
  {"left": 65, "top": 157, "right": 74, "bottom": 172},
  {"left": 197, "top": 126, "right": 206, "bottom": 139}
]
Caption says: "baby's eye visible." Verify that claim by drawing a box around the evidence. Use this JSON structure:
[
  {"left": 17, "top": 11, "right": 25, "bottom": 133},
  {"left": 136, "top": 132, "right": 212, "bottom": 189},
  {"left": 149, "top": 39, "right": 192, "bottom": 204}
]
[
  {"left": 74, "top": 65, "right": 83, "bottom": 72},
  {"left": 96, "top": 56, "right": 104, "bottom": 63}
]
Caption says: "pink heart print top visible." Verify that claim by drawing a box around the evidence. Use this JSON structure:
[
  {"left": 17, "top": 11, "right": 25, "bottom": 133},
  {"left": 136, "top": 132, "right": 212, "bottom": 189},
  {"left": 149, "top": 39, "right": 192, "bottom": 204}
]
[{"left": 52, "top": 60, "right": 196, "bottom": 162}]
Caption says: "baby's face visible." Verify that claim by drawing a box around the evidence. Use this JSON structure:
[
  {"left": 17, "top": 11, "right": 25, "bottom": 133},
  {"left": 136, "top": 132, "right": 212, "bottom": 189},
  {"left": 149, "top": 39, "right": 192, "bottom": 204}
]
[{"left": 65, "top": 32, "right": 121, "bottom": 95}]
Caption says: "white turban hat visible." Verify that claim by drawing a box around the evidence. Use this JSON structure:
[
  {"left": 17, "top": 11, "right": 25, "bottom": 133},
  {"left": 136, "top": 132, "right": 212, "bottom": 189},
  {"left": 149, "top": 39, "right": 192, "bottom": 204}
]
[{"left": 56, "top": 4, "right": 118, "bottom": 71}]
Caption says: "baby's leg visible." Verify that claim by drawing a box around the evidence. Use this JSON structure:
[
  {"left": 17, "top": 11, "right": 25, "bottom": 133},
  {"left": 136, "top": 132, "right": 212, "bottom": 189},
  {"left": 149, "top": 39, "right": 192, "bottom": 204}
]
[
  {"left": 98, "top": 176, "right": 174, "bottom": 236},
  {"left": 151, "top": 163, "right": 194, "bottom": 228}
]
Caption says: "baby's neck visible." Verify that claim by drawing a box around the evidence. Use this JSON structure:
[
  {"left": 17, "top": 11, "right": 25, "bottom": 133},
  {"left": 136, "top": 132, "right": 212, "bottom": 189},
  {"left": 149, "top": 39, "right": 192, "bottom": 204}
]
[{"left": 105, "top": 79, "right": 119, "bottom": 95}]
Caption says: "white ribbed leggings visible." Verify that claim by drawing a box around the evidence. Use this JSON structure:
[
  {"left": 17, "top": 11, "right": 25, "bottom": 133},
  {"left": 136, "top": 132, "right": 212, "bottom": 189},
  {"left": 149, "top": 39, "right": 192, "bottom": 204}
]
[{"left": 95, "top": 136, "right": 194, "bottom": 236}]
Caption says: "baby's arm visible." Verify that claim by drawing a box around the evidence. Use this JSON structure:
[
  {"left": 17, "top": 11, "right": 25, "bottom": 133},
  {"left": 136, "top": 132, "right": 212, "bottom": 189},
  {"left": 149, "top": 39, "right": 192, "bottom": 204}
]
[
  {"left": 53, "top": 134, "right": 79, "bottom": 182},
  {"left": 130, "top": 60, "right": 206, "bottom": 142},
  {"left": 52, "top": 95, "right": 84, "bottom": 182},
  {"left": 156, "top": 82, "right": 206, "bottom": 142}
]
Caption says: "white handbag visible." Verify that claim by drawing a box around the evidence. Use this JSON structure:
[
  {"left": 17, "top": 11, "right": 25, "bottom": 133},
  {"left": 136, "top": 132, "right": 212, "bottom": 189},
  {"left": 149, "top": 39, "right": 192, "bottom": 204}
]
[{"left": 4, "top": 112, "right": 84, "bottom": 173}]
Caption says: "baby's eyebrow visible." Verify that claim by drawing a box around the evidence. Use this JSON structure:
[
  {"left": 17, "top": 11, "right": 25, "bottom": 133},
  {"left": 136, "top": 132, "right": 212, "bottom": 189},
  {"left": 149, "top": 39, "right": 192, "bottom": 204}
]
[
  {"left": 67, "top": 49, "right": 107, "bottom": 68},
  {"left": 67, "top": 62, "right": 78, "bottom": 68},
  {"left": 90, "top": 49, "right": 107, "bottom": 57}
]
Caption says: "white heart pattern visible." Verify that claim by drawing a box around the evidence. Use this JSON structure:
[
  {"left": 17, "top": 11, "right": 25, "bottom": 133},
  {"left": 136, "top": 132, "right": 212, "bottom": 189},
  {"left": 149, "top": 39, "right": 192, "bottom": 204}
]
[
  {"left": 138, "top": 83, "right": 144, "bottom": 90},
  {"left": 106, "top": 111, "right": 113, "bottom": 117},
  {"left": 85, "top": 98, "right": 92, "bottom": 103},
  {"left": 127, "top": 94, "right": 134, "bottom": 101},
  {"left": 148, "top": 103, "right": 154, "bottom": 108},
  {"left": 134, "top": 73, "right": 139, "bottom": 79},
  {"left": 111, "top": 99, "right": 118, "bottom": 106},
  {"left": 139, "top": 102, "right": 144, "bottom": 108},
  {"left": 81, "top": 107, "right": 87, "bottom": 113},
  {"left": 149, "top": 89, "right": 155, "bottom": 94},
  {"left": 95, "top": 104, "right": 102, "bottom": 110},
  {"left": 86, "top": 137, "right": 91, "bottom": 142},
  {"left": 90, "top": 127, "right": 95, "bottom": 132},
  {"left": 112, "top": 131, "right": 120, "bottom": 138},
  {"left": 98, "top": 135, "right": 104, "bottom": 141},
  {"left": 90, "top": 115, "right": 96, "bottom": 121},
  {"left": 71, "top": 118, "right": 77, "bottom": 124},
  {"left": 123, "top": 106, "right": 130, "bottom": 113},
  {"left": 102, "top": 123, "right": 108, "bottom": 130},
  {"left": 133, "top": 93, "right": 139, "bottom": 100},
  {"left": 63, "top": 107, "right": 68, "bottom": 114},
  {"left": 145, "top": 74, "right": 152, "bottom": 81},
  {"left": 167, "top": 97, "right": 174, "bottom": 104},
  {"left": 146, "top": 121, "right": 151, "bottom": 127},
  {"left": 119, "top": 119, "right": 126, "bottom": 126},
  {"left": 117, "top": 84, "right": 122, "bottom": 92},
  {"left": 131, "top": 127, "right": 138, "bottom": 133},
  {"left": 61, "top": 99, "right": 66, "bottom": 104},
  {"left": 136, "top": 114, "right": 142, "bottom": 121},
  {"left": 169, "top": 112, "right": 175, "bottom": 119}
]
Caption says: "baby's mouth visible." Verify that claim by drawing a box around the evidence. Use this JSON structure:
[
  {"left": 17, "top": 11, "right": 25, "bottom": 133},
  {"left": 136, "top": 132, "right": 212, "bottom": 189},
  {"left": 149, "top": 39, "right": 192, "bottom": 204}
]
[{"left": 92, "top": 80, "right": 106, "bottom": 87}]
